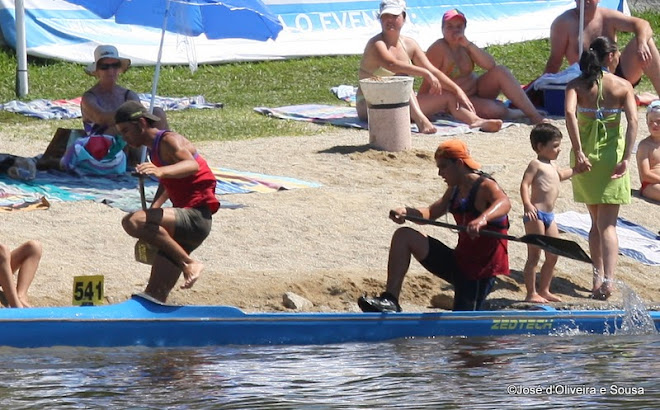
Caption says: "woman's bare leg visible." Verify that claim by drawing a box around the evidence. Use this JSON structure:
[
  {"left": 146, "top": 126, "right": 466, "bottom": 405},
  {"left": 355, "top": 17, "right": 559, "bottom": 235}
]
[
  {"left": 477, "top": 65, "right": 546, "bottom": 124},
  {"left": 11, "top": 240, "right": 42, "bottom": 308}
]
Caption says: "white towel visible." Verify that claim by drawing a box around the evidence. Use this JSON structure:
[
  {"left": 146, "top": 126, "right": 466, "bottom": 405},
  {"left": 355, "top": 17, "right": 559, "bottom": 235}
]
[{"left": 555, "top": 211, "right": 660, "bottom": 266}]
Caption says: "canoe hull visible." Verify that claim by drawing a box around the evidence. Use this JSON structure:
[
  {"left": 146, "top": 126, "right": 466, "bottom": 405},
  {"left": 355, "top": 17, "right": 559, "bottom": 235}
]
[{"left": 1, "top": 296, "right": 658, "bottom": 348}]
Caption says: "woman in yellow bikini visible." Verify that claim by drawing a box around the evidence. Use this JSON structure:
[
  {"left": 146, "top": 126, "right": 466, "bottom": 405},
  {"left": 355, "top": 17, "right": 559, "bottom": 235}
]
[
  {"left": 420, "top": 9, "right": 546, "bottom": 124},
  {"left": 357, "top": 0, "right": 502, "bottom": 133},
  {"left": 565, "top": 36, "right": 637, "bottom": 300}
]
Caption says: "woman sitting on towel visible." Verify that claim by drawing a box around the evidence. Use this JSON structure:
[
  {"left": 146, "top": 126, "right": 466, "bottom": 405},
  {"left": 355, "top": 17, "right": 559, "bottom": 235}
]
[
  {"left": 357, "top": 0, "right": 502, "bottom": 133},
  {"left": 81, "top": 45, "right": 168, "bottom": 166},
  {"left": 420, "top": 9, "right": 546, "bottom": 124},
  {"left": 565, "top": 36, "right": 637, "bottom": 300}
]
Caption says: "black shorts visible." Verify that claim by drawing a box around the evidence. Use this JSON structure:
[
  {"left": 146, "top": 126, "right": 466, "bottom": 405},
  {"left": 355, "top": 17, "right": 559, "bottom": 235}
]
[
  {"left": 172, "top": 207, "right": 213, "bottom": 254},
  {"left": 614, "top": 62, "right": 641, "bottom": 87},
  {"left": 419, "top": 236, "right": 495, "bottom": 311}
]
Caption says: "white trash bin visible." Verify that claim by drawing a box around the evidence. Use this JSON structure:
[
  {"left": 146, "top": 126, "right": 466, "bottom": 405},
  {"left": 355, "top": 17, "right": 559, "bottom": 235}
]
[{"left": 359, "top": 76, "right": 413, "bottom": 152}]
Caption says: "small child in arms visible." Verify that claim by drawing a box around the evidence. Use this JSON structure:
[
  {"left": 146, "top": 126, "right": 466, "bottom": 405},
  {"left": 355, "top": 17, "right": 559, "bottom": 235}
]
[{"left": 520, "top": 123, "right": 578, "bottom": 303}]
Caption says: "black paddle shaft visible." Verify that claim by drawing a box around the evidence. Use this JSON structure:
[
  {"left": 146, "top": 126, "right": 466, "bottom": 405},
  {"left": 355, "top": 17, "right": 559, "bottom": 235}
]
[
  {"left": 132, "top": 172, "right": 147, "bottom": 211},
  {"left": 392, "top": 212, "right": 593, "bottom": 264}
]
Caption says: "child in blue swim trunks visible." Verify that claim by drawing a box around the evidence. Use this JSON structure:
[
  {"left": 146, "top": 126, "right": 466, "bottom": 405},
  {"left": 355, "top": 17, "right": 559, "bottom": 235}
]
[{"left": 520, "top": 124, "right": 578, "bottom": 303}]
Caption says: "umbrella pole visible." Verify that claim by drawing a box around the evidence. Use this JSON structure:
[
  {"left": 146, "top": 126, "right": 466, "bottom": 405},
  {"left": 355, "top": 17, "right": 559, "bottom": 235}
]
[
  {"left": 141, "top": 0, "right": 172, "bottom": 164},
  {"left": 578, "top": 0, "right": 584, "bottom": 58}
]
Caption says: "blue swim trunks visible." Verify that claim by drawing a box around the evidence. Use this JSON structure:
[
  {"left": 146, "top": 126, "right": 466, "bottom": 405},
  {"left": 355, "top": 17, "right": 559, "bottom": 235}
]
[{"left": 523, "top": 210, "right": 555, "bottom": 229}]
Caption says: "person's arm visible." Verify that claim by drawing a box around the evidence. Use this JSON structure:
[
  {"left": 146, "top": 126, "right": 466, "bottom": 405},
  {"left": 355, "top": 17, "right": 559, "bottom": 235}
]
[
  {"left": 468, "top": 178, "right": 511, "bottom": 236},
  {"left": 544, "top": 16, "right": 570, "bottom": 73},
  {"left": 564, "top": 83, "right": 592, "bottom": 173},
  {"left": 136, "top": 133, "right": 199, "bottom": 179},
  {"left": 636, "top": 141, "right": 660, "bottom": 184},
  {"left": 389, "top": 189, "right": 452, "bottom": 224},
  {"left": 520, "top": 161, "right": 539, "bottom": 221},
  {"left": 460, "top": 37, "right": 495, "bottom": 71},
  {"left": 557, "top": 166, "right": 578, "bottom": 181},
  {"left": 151, "top": 183, "right": 169, "bottom": 208},
  {"left": 612, "top": 83, "right": 638, "bottom": 179},
  {"left": 605, "top": 9, "right": 654, "bottom": 65}
]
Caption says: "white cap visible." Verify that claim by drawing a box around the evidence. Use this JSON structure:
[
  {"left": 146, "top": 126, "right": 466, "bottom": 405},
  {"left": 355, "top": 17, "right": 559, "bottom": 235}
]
[
  {"left": 379, "top": 0, "right": 406, "bottom": 16},
  {"left": 85, "top": 45, "right": 131, "bottom": 76}
]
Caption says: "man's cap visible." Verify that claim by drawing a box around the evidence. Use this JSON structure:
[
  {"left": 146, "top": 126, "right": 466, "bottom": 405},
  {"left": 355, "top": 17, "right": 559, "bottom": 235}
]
[
  {"left": 115, "top": 101, "right": 161, "bottom": 124},
  {"left": 379, "top": 0, "right": 406, "bottom": 16},
  {"left": 647, "top": 99, "right": 660, "bottom": 114},
  {"left": 435, "top": 139, "right": 481, "bottom": 170},
  {"left": 442, "top": 9, "right": 466, "bottom": 25},
  {"left": 85, "top": 45, "right": 131, "bottom": 76}
]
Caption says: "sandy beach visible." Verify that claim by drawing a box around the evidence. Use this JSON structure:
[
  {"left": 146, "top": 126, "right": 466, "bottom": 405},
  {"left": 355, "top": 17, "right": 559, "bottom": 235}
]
[{"left": 1, "top": 112, "right": 658, "bottom": 311}]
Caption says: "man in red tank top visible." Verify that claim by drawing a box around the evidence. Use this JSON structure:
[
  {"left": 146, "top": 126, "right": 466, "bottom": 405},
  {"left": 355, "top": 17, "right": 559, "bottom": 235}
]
[
  {"left": 358, "top": 139, "right": 511, "bottom": 312},
  {"left": 115, "top": 101, "right": 219, "bottom": 302}
]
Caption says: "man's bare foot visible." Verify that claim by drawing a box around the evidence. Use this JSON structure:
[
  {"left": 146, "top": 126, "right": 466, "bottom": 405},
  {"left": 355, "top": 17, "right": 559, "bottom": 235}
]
[
  {"left": 416, "top": 119, "right": 437, "bottom": 134},
  {"left": 18, "top": 295, "right": 31, "bottom": 308},
  {"left": 525, "top": 293, "right": 548, "bottom": 303},
  {"left": 181, "top": 260, "right": 204, "bottom": 289},
  {"left": 474, "top": 119, "right": 502, "bottom": 133},
  {"left": 538, "top": 291, "right": 562, "bottom": 302}
]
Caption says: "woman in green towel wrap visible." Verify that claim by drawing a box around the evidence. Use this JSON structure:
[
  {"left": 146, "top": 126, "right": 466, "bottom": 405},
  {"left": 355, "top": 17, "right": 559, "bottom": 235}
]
[{"left": 565, "top": 36, "right": 637, "bottom": 300}]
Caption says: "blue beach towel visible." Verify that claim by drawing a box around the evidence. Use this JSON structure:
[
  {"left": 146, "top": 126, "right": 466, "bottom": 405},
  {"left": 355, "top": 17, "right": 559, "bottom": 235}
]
[{"left": 1, "top": 167, "right": 320, "bottom": 212}]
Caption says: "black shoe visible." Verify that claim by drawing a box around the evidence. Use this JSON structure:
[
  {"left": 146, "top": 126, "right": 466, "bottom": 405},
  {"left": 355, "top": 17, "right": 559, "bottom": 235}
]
[{"left": 358, "top": 292, "right": 402, "bottom": 313}]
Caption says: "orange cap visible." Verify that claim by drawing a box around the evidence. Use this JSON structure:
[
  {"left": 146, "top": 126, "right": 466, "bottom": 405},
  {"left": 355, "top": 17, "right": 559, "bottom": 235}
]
[{"left": 435, "top": 139, "right": 481, "bottom": 170}]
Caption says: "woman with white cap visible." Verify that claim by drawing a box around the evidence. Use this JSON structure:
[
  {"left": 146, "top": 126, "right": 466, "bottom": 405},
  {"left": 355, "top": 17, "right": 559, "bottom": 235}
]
[{"left": 81, "top": 45, "right": 168, "bottom": 166}]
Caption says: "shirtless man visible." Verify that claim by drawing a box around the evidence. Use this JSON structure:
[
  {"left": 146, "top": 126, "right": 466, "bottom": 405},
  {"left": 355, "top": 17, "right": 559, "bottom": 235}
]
[
  {"left": 357, "top": 0, "right": 501, "bottom": 133},
  {"left": 520, "top": 124, "right": 577, "bottom": 303},
  {"left": 637, "top": 100, "right": 660, "bottom": 201},
  {"left": 545, "top": 0, "right": 660, "bottom": 98},
  {"left": 114, "top": 101, "right": 219, "bottom": 302}
]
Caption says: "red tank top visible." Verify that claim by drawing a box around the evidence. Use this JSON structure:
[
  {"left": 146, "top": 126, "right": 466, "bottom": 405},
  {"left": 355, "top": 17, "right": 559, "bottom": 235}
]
[
  {"left": 150, "top": 130, "right": 219, "bottom": 213},
  {"left": 449, "top": 176, "right": 509, "bottom": 280}
]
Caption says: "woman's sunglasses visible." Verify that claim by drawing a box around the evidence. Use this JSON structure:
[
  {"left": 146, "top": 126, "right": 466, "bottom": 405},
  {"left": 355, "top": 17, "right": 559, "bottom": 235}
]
[{"left": 98, "top": 62, "right": 122, "bottom": 71}]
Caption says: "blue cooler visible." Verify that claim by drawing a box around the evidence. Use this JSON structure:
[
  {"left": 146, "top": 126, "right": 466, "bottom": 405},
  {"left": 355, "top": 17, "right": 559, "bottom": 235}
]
[{"left": 541, "top": 84, "right": 566, "bottom": 117}]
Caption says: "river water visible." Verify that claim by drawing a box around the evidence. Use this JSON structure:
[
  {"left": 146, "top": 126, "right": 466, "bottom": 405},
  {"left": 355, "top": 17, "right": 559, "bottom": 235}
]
[{"left": 0, "top": 333, "right": 658, "bottom": 409}]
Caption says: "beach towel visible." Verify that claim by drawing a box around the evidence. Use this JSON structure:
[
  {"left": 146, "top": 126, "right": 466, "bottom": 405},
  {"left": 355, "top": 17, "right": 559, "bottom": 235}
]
[
  {"left": 0, "top": 167, "right": 319, "bottom": 213},
  {"left": 0, "top": 94, "right": 223, "bottom": 120},
  {"left": 254, "top": 104, "right": 502, "bottom": 137},
  {"left": 555, "top": 211, "right": 660, "bottom": 266}
]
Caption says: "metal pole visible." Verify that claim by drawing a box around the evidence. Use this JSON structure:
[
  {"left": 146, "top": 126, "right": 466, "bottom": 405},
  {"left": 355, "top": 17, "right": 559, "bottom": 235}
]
[
  {"left": 15, "top": 0, "right": 28, "bottom": 97},
  {"left": 578, "top": 0, "right": 584, "bottom": 58},
  {"left": 140, "top": 0, "right": 171, "bottom": 163}
]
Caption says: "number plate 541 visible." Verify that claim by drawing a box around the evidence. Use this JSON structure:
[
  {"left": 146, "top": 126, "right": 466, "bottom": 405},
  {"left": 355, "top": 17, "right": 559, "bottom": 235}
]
[{"left": 72, "top": 275, "right": 104, "bottom": 306}]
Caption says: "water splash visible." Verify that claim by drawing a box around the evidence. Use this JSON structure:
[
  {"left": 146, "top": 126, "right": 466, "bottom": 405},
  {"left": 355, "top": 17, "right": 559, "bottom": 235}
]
[{"left": 614, "top": 280, "right": 658, "bottom": 335}]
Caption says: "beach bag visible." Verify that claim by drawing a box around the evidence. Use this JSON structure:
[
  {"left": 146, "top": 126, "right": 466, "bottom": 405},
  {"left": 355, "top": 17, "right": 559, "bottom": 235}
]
[{"left": 60, "top": 134, "right": 127, "bottom": 175}]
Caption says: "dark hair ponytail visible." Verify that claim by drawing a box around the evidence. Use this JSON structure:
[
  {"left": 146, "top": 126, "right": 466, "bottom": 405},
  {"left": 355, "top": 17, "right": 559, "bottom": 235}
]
[{"left": 579, "top": 36, "right": 618, "bottom": 88}]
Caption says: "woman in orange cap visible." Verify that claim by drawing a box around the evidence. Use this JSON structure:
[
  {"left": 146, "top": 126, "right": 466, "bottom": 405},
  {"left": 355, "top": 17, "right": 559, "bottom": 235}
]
[{"left": 358, "top": 139, "right": 511, "bottom": 312}]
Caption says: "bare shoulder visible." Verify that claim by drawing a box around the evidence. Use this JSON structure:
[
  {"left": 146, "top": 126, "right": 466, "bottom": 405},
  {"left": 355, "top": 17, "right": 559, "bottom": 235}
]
[
  {"left": 401, "top": 36, "right": 421, "bottom": 51},
  {"left": 638, "top": 136, "right": 658, "bottom": 152},
  {"left": 426, "top": 38, "right": 448, "bottom": 53},
  {"left": 552, "top": 9, "right": 577, "bottom": 27}
]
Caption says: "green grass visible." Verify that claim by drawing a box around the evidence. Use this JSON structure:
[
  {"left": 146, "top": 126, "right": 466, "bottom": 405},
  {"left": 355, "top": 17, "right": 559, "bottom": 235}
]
[{"left": 1, "top": 10, "right": 658, "bottom": 142}]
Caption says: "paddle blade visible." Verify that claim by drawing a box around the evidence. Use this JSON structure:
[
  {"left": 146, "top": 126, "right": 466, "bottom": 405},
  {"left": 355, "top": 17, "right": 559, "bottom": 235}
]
[
  {"left": 520, "top": 234, "right": 592, "bottom": 264},
  {"left": 135, "top": 240, "right": 157, "bottom": 265}
]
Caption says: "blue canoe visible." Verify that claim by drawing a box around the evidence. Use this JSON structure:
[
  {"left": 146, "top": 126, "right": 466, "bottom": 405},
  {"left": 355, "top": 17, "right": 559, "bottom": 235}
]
[{"left": 1, "top": 295, "right": 658, "bottom": 348}]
